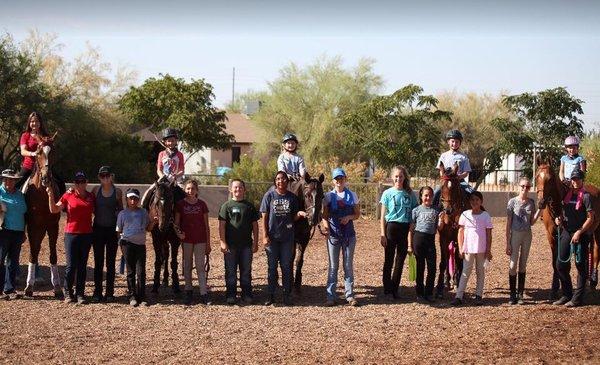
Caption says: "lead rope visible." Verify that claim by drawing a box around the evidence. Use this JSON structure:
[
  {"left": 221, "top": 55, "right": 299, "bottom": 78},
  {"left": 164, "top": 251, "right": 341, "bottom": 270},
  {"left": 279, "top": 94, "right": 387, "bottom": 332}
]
[{"left": 556, "top": 225, "right": 583, "bottom": 264}]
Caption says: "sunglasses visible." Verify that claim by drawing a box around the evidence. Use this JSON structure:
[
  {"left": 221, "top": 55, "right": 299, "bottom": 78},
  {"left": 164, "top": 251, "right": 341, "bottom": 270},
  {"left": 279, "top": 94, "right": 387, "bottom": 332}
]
[
  {"left": 74, "top": 179, "right": 87, "bottom": 184},
  {"left": 520, "top": 185, "right": 531, "bottom": 189},
  {"left": 127, "top": 196, "right": 140, "bottom": 200}
]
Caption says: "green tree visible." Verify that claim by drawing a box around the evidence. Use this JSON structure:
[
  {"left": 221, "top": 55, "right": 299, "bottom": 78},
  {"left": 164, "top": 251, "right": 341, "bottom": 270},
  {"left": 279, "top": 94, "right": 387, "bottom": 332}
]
[
  {"left": 486, "top": 87, "right": 585, "bottom": 179},
  {"left": 247, "top": 56, "right": 383, "bottom": 163},
  {"left": 344, "top": 84, "right": 450, "bottom": 173},
  {"left": 119, "top": 74, "right": 233, "bottom": 151}
]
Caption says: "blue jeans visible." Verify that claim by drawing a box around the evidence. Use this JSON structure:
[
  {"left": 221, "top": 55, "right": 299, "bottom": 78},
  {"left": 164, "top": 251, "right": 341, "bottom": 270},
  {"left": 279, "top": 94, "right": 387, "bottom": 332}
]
[
  {"left": 224, "top": 245, "right": 253, "bottom": 299},
  {"left": 265, "top": 239, "right": 294, "bottom": 296},
  {"left": 326, "top": 236, "right": 356, "bottom": 300},
  {"left": 0, "top": 230, "right": 24, "bottom": 294},
  {"left": 64, "top": 233, "right": 92, "bottom": 297}
]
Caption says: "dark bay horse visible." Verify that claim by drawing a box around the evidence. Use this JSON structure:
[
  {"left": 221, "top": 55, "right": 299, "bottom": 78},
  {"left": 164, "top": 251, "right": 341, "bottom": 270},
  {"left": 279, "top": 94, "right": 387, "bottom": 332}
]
[
  {"left": 144, "top": 179, "right": 181, "bottom": 294},
  {"left": 24, "top": 143, "right": 64, "bottom": 298},
  {"left": 287, "top": 172, "right": 325, "bottom": 291},
  {"left": 436, "top": 162, "right": 468, "bottom": 297},
  {"left": 535, "top": 161, "right": 600, "bottom": 296}
]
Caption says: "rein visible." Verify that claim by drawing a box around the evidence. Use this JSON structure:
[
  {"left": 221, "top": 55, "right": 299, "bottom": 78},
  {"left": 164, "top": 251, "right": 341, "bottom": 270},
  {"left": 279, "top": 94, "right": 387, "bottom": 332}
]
[{"left": 556, "top": 225, "right": 583, "bottom": 264}]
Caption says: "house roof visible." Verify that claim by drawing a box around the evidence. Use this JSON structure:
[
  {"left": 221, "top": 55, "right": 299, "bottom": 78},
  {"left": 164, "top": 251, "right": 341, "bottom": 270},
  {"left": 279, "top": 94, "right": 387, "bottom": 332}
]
[{"left": 132, "top": 113, "right": 258, "bottom": 145}]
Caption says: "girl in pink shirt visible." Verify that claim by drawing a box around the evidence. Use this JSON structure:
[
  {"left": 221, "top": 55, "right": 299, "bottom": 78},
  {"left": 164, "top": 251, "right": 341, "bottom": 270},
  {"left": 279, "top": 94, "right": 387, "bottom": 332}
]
[{"left": 452, "top": 191, "right": 493, "bottom": 306}]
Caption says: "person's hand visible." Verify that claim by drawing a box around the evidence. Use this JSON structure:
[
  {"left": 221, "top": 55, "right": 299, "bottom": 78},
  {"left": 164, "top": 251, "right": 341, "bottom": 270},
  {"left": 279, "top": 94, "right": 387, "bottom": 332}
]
[
  {"left": 220, "top": 241, "right": 230, "bottom": 254},
  {"left": 321, "top": 225, "right": 330, "bottom": 238},
  {"left": 263, "top": 236, "right": 270, "bottom": 247},
  {"left": 45, "top": 186, "right": 54, "bottom": 196},
  {"left": 380, "top": 235, "right": 387, "bottom": 248},
  {"left": 554, "top": 217, "right": 562, "bottom": 226},
  {"left": 297, "top": 211, "right": 308, "bottom": 219},
  {"left": 339, "top": 216, "right": 351, "bottom": 225},
  {"left": 407, "top": 244, "right": 413, "bottom": 255},
  {"left": 506, "top": 244, "right": 512, "bottom": 256},
  {"left": 487, "top": 251, "right": 493, "bottom": 261},
  {"left": 571, "top": 230, "right": 582, "bottom": 244},
  {"left": 67, "top": 186, "right": 75, "bottom": 194}
]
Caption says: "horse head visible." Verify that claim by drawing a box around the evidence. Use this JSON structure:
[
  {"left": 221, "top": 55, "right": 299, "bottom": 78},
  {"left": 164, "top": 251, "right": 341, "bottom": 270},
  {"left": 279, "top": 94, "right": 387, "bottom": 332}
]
[
  {"left": 439, "top": 162, "right": 463, "bottom": 215},
  {"left": 151, "top": 179, "right": 175, "bottom": 232},
  {"left": 32, "top": 144, "right": 54, "bottom": 188},
  {"left": 535, "top": 159, "right": 562, "bottom": 210},
  {"left": 301, "top": 172, "right": 325, "bottom": 227}
]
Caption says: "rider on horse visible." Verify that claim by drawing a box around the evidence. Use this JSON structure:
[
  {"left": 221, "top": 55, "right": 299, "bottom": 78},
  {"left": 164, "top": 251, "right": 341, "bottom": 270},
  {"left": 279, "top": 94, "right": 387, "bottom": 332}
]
[
  {"left": 433, "top": 129, "right": 473, "bottom": 208},
  {"left": 277, "top": 133, "right": 307, "bottom": 181},
  {"left": 559, "top": 136, "right": 587, "bottom": 184}
]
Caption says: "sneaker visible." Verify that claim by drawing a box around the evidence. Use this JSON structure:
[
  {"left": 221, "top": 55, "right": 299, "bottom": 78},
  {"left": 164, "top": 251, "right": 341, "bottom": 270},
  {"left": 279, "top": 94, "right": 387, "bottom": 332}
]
[
  {"left": 564, "top": 300, "right": 581, "bottom": 308},
  {"left": 325, "top": 299, "right": 336, "bottom": 307},
  {"left": 140, "top": 300, "right": 149, "bottom": 307},
  {"left": 76, "top": 296, "right": 87, "bottom": 305},
  {"left": 91, "top": 295, "right": 102, "bottom": 303},
  {"left": 283, "top": 296, "right": 293, "bottom": 306},
  {"left": 105, "top": 295, "right": 115, "bottom": 303},
  {"left": 517, "top": 293, "right": 525, "bottom": 305},
  {"left": 553, "top": 296, "right": 571, "bottom": 306},
  {"left": 509, "top": 293, "right": 518, "bottom": 305},
  {"left": 450, "top": 297, "right": 463, "bottom": 306},
  {"left": 264, "top": 295, "right": 275, "bottom": 306},
  {"left": 242, "top": 296, "right": 253, "bottom": 305},
  {"left": 347, "top": 298, "right": 359, "bottom": 307},
  {"left": 474, "top": 295, "right": 484, "bottom": 306},
  {"left": 184, "top": 291, "right": 193, "bottom": 305},
  {"left": 130, "top": 298, "right": 139, "bottom": 307},
  {"left": 199, "top": 294, "right": 211, "bottom": 305},
  {"left": 64, "top": 295, "right": 76, "bottom": 304},
  {"left": 1, "top": 293, "right": 9, "bottom": 300},
  {"left": 226, "top": 297, "right": 237, "bottom": 305}
]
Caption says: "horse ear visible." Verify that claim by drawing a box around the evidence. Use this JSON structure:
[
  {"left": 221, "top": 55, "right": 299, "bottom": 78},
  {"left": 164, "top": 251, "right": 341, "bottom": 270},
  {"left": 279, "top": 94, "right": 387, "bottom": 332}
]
[
  {"left": 452, "top": 162, "right": 459, "bottom": 174},
  {"left": 318, "top": 173, "right": 325, "bottom": 183},
  {"left": 438, "top": 161, "right": 445, "bottom": 174},
  {"left": 304, "top": 172, "right": 311, "bottom": 181}
]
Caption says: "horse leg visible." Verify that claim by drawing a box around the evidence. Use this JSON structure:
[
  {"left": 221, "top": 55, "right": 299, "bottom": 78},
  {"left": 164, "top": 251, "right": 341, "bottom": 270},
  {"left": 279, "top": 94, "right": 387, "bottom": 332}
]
[
  {"left": 151, "top": 234, "right": 161, "bottom": 293},
  {"left": 294, "top": 241, "right": 307, "bottom": 292},
  {"left": 162, "top": 241, "right": 169, "bottom": 288},
  {"left": 454, "top": 250, "right": 463, "bottom": 289},
  {"left": 170, "top": 239, "right": 181, "bottom": 294},
  {"left": 550, "top": 242, "right": 560, "bottom": 300},
  {"left": 25, "top": 225, "right": 44, "bottom": 296},
  {"left": 47, "top": 220, "right": 63, "bottom": 297},
  {"left": 590, "top": 231, "right": 599, "bottom": 289},
  {"left": 436, "top": 237, "right": 448, "bottom": 297}
]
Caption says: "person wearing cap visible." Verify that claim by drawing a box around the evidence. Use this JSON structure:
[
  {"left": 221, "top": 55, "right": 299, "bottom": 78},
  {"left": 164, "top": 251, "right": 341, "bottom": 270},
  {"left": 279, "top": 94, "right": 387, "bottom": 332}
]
[
  {"left": 47, "top": 171, "right": 95, "bottom": 304},
  {"left": 277, "top": 133, "right": 307, "bottom": 180},
  {"left": 432, "top": 129, "right": 473, "bottom": 207},
  {"left": 0, "top": 169, "right": 27, "bottom": 300},
  {"left": 90, "top": 166, "right": 123, "bottom": 303},
  {"left": 553, "top": 168, "right": 594, "bottom": 307},
  {"left": 559, "top": 135, "right": 587, "bottom": 183},
  {"left": 321, "top": 168, "right": 360, "bottom": 307},
  {"left": 117, "top": 188, "right": 157, "bottom": 307}
]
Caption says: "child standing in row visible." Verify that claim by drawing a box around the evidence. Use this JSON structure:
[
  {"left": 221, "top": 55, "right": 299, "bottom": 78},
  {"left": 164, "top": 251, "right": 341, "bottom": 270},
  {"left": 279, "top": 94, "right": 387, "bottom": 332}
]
[
  {"left": 452, "top": 191, "right": 493, "bottom": 306},
  {"left": 117, "top": 188, "right": 156, "bottom": 307},
  {"left": 175, "top": 179, "right": 211, "bottom": 305},
  {"left": 218, "top": 179, "right": 260, "bottom": 305}
]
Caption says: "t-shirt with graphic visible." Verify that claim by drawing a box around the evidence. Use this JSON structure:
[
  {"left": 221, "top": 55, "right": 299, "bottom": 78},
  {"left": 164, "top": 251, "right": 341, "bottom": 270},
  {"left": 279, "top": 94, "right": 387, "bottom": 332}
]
[
  {"left": 458, "top": 210, "right": 493, "bottom": 254},
  {"left": 379, "top": 187, "right": 418, "bottom": 224},
  {"left": 59, "top": 191, "right": 95, "bottom": 234},
  {"left": 436, "top": 150, "right": 471, "bottom": 182},
  {"left": 411, "top": 205, "right": 439, "bottom": 235},
  {"left": 116, "top": 208, "right": 150, "bottom": 245},
  {"left": 176, "top": 198, "right": 209, "bottom": 244},
  {"left": 259, "top": 190, "right": 299, "bottom": 243},
  {"left": 157, "top": 149, "right": 185, "bottom": 177},
  {"left": 218, "top": 199, "right": 260, "bottom": 248},
  {"left": 561, "top": 154, "right": 586, "bottom": 180},
  {"left": 277, "top": 152, "right": 306, "bottom": 177},
  {"left": 506, "top": 197, "right": 536, "bottom": 232}
]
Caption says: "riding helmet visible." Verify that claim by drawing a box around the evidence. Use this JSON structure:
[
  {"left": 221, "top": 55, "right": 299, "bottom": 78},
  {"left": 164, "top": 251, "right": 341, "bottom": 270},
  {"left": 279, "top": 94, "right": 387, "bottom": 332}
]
[
  {"left": 564, "top": 135, "right": 580, "bottom": 147},
  {"left": 282, "top": 133, "right": 299, "bottom": 144},
  {"left": 162, "top": 128, "right": 179, "bottom": 140},
  {"left": 445, "top": 129, "right": 463, "bottom": 141}
]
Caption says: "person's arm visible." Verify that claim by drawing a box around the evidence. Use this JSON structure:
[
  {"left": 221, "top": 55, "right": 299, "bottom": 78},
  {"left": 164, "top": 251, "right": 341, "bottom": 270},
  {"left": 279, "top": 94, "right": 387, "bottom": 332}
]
[
  {"left": 530, "top": 201, "right": 540, "bottom": 225},
  {"left": 20, "top": 144, "right": 36, "bottom": 158},
  {"left": 204, "top": 212, "right": 211, "bottom": 254},
  {"left": 572, "top": 211, "right": 595, "bottom": 244},
  {"left": 277, "top": 154, "right": 285, "bottom": 172},
  {"left": 115, "top": 188, "right": 124, "bottom": 211},
  {"left": 156, "top": 153, "right": 165, "bottom": 179},
  {"left": 251, "top": 221, "right": 259, "bottom": 253},
  {"left": 321, "top": 202, "right": 331, "bottom": 238},
  {"left": 457, "top": 171, "right": 469, "bottom": 180},
  {"left": 261, "top": 212, "right": 270, "bottom": 246},
  {"left": 505, "top": 206, "right": 512, "bottom": 256},
  {"left": 457, "top": 225, "right": 465, "bottom": 257},
  {"left": 46, "top": 188, "right": 63, "bottom": 214},
  {"left": 380, "top": 204, "right": 387, "bottom": 247},
  {"left": 218, "top": 220, "right": 229, "bottom": 253},
  {"left": 298, "top": 156, "right": 307, "bottom": 178},
  {"left": 559, "top": 161, "right": 565, "bottom": 181},
  {"left": 295, "top": 211, "right": 308, "bottom": 221},
  {"left": 408, "top": 222, "right": 415, "bottom": 254},
  {"left": 174, "top": 210, "right": 185, "bottom": 240},
  {"left": 174, "top": 151, "right": 185, "bottom": 178}
]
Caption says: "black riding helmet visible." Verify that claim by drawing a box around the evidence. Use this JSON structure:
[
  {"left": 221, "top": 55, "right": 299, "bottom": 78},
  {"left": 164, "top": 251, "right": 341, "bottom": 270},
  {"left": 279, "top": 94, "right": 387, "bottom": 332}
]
[
  {"left": 162, "top": 128, "right": 179, "bottom": 140},
  {"left": 445, "top": 129, "right": 463, "bottom": 141},
  {"left": 282, "top": 133, "right": 298, "bottom": 144}
]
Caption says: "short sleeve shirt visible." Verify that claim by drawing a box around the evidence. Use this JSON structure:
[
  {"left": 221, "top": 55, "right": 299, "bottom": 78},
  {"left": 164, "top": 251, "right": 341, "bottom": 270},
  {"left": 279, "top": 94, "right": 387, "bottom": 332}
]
[
  {"left": 563, "top": 191, "right": 592, "bottom": 233},
  {"left": 277, "top": 153, "right": 306, "bottom": 177},
  {"left": 458, "top": 210, "right": 493, "bottom": 254},
  {"left": 323, "top": 190, "right": 360, "bottom": 206},
  {"left": 59, "top": 191, "right": 95, "bottom": 234},
  {"left": 561, "top": 154, "right": 586, "bottom": 180},
  {"left": 20, "top": 132, "right": 39, "bottom": 170},
  {"left": 259, "top": 190, "right": 299, "bottom": 242},
  {"left": 379, "top": 187, "right": 418, "bottom": 223},
  {"left": 506, "top": 197, "right": 536, "bottom": 232},
  {"left": 218, "top": 199, "right": 260, "bottom": 248},
  {"left": 0, "top": 185, "right": 27, "bottom": 231},
  {"left": 176, "top": 199, "right": 209, "bottom": 244},
  {"left": 157, "top": 149, "right": 185, "bottom": 177},
  {"left": 437, "top": 150, "right": 471, "bottom": 182},
  {"left": 411, "top": 205, "right": 439, "bottom": 235},
  {"left": 117, "top": 208, "right": 150, "bottom": 245}
]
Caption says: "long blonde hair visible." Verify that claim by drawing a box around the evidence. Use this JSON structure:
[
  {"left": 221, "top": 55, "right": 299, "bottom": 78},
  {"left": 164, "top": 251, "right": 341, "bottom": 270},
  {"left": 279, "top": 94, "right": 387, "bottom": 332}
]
[{"left": 391, "top": 165, "right": 412, "bottom": 193}]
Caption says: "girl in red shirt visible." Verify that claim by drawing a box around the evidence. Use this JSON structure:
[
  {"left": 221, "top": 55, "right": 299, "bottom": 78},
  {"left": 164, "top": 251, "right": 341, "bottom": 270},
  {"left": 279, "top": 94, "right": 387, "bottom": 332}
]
[
  {"left": 19, "top": 112, "right": 52, "bottom": 183},
  {"left": 48, "top": 171, "right": 95, "bottom": 304},
  {"left": 175, "top": 179, "right": 210, "bottom": 305}
]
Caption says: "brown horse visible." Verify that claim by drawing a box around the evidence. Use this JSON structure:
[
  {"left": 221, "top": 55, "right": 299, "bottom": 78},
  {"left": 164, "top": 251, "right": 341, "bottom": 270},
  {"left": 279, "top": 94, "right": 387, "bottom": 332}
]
[
  {"left": 287, "top": 172, "right": 325, "bottom": 292},
  {"left": 24, "top": 143, "right": 63, "bottom": 298},
  {"left": 436, "top": 162, "right": 468, "bottom": 297},
  {"left": 145, "top": 179, "right": 181, "bottom": 294},
  {"left": 535, "top": 161, "right": 600, "bottom": 296}
]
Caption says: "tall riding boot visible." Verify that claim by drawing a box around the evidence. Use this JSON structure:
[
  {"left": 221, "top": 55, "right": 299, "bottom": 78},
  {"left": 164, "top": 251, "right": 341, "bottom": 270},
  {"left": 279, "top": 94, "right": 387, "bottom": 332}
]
[
  {"left": 25, "top": 263, "right": 36, "bottom": 297},
  {"left": 50, "top": 265, "right": 63, "bottom": 298},
  {"left": 517, "top": 272, "right": 526, "bottom": 305},
  {"left": 509, "top": 274, "right": 517, "bottom": 305}
]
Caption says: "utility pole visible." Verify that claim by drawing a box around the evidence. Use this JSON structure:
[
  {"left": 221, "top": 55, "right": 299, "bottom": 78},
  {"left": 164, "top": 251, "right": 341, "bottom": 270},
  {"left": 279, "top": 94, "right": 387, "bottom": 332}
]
[{"left": 232, "top": 67, "right": 235, "bottom": 107}]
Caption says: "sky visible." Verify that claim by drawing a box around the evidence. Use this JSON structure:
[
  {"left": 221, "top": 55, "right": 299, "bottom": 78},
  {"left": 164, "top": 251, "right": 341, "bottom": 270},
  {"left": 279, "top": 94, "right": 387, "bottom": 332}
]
[{"left": 2, "top": 0, "right": 600, "bottom": 129}]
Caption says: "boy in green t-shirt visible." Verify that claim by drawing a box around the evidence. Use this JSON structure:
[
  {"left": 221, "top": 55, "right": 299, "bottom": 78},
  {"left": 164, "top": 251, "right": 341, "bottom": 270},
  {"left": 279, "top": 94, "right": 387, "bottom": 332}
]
[{"left": 218, "top": 179, "right": 260, "bottom": 305}]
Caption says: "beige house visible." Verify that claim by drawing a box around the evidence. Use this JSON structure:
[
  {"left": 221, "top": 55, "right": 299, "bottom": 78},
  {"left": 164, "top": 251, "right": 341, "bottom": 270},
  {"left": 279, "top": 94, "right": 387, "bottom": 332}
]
[{"left": 133, "top": 113, "right": 259, "bottom": 174}]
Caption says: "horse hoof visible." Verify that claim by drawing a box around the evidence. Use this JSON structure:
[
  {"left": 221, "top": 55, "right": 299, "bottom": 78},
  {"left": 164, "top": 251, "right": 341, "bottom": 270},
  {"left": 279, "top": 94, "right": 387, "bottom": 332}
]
[
  {"left": 54, "top": 289, "right": 64, "bottom": 299},
  {"left": 151, "top": 286, "right": 159, "bottom": 294},
  {"left": 24, "top": 286, "right": 33, "bottom": 298},
  {"left": 590, "top": 280, "right": 597, "bottom": 290}
]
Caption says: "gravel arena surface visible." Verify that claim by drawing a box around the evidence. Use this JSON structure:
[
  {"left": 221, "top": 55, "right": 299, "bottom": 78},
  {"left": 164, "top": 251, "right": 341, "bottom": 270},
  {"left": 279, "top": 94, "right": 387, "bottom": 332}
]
[{"left": 1, "top": 217, "right": 599, "bottom": 364}]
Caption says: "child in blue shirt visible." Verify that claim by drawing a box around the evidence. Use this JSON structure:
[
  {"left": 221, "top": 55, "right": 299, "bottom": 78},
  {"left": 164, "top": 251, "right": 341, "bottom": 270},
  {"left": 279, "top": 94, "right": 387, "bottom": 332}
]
[
  {"left": 433, "top": 129, "right": 473, "bottom": 207},
  {"left": 277, "top": 133, "right": 307, "bottom": 180},
  {"left": 559, "top": 135, "right": 586, "bottom": 183}
]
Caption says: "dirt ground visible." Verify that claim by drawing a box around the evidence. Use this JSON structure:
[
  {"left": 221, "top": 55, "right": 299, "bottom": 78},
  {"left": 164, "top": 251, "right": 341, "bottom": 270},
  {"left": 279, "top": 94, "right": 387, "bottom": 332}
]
[{"left": 1, "top": 217, "right": 599, "bottom": 364}]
